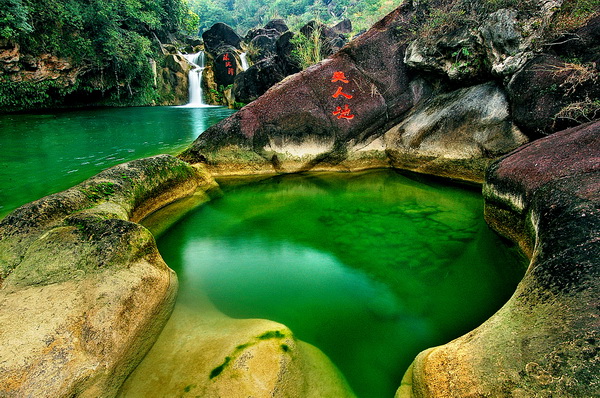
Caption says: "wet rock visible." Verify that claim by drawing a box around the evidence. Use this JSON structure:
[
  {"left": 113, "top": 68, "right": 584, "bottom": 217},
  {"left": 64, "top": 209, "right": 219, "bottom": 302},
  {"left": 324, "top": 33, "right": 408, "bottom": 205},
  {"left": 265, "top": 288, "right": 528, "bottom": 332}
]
[
  {"left": 400, "top": 120, "right": 600, "bottom": 398},
  {"left": 0, "top": 155, "right": 217, "bottom": 397}
]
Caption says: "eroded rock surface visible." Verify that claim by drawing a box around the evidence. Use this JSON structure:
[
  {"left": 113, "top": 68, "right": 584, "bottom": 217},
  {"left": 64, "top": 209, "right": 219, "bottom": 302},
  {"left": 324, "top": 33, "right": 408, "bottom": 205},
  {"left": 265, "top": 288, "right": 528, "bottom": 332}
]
[
  {"left": 0, "top": 155, "right": 216, "bottom": 397},
  {"left": 399, "top": 120, "right": 600, "bottom": 397}
]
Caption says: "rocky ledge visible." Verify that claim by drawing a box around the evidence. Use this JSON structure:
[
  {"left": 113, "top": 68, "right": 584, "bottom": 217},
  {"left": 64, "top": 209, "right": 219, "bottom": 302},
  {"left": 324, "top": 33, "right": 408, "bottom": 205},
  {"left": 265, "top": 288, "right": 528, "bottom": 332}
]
[
  {"left": 0, "top": 155, "right": 216, "bottom": 397},
  {"left": 399, "top": 120, "right": 600, "bottom": 397}
]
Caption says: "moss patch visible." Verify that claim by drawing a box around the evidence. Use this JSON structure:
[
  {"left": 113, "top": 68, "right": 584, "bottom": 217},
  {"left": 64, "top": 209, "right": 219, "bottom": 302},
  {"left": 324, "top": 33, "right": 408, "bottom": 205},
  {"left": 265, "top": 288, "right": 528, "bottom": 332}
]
[
  {"left": 209, "top": 356, "right": 231, "bottom": 379},
  {"left": 258, "top": 330, "right": 286, "bottom": 340}
]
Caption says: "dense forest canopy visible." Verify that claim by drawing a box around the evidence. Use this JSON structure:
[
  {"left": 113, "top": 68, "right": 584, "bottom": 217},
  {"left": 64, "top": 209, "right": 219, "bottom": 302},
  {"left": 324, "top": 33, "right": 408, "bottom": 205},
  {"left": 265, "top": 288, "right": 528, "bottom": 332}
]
[
  {"left": 0, "top": 0, "right": 195, "bottom": 108},
  {"left": 187, "top": 0, "right": 400, "bottom": 36}
]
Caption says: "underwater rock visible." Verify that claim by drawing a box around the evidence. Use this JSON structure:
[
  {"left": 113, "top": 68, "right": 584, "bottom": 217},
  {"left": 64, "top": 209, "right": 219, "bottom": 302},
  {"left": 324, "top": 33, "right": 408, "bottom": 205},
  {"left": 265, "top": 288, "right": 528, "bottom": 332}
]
[
  {"left": 117, "top": 303, "right": 355, "bottom": 397},
  {"left": 399, "top": 120, "right": 600, "bottom": 397},
  {"left": 0, "top": 155, "right": 217, "bottom": 397}
]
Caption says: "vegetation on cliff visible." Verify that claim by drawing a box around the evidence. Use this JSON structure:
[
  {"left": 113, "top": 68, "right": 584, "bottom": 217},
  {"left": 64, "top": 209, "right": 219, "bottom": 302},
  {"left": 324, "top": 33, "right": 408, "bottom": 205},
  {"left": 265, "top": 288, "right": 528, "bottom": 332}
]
[
  {"left": 0, "top": 0, "right": 198, "bottom": 111},
  {"left": 188, "top": 0, "right": 399, "bottom": 36}
]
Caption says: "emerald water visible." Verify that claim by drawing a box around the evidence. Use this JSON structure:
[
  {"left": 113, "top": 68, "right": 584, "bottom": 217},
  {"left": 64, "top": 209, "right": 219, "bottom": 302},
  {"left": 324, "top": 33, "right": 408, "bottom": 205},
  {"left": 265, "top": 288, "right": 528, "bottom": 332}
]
[
  {"left": 0, "top": 106, "right": 234, "bottom": 218},
  {"left": 156, "top": 170, "right": 525, "bottom": 398}
]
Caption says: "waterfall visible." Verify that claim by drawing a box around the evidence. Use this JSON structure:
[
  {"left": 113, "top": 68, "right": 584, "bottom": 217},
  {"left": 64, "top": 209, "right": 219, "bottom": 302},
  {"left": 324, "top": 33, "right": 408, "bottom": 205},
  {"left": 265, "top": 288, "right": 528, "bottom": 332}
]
[
  {"left": 182, "top": 51, "right": 208, "bottom": 107},
  {"left": 240, "top": 52, "right": 249, "bottom": 71}
]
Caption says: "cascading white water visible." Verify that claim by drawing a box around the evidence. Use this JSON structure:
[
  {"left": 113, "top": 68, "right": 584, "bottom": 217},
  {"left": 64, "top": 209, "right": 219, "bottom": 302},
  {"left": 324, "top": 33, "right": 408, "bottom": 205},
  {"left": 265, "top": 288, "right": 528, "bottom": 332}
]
[
  {"left": 240, "top": 52, "right": 249, "bottom": 71},
  {"left": 182, "top": 51, "right": 207, "bottom": 107}
]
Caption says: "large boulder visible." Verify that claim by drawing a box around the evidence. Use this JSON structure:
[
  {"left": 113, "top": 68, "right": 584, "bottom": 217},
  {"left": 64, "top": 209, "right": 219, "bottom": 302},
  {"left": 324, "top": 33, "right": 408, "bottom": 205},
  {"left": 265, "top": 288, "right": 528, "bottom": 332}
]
[
  {"left": 233, "top": 57, "right": 290, "bottom": 104},
  {"left": 202, "top": 23, "right": 242, "bottom": 55},
  {"left": 300, "top": 20, "right": 347, "bottom": 57},
  {"left": 117, "top": 297, "right": 355, "bottom": 397},
  {"left": 507, "top": 54, "right": 600, "bottom": 137},
  {"left": 264, "top": 18, "right": 289, "bottom": 34},
  {"left": 384, "top": 82, "right": 528, "bottom": 182},
  {"left": 212, "top": 47, "right": 243, "bottom": 88},
  {"left": 0, "top": 155, "right": 217, "bottom": 397},
  {"left": 180, "top": 4, "right": 419, "bottom": 174},
  {"left": 399, "top": 120, "right": 600, "bottom": 397}
]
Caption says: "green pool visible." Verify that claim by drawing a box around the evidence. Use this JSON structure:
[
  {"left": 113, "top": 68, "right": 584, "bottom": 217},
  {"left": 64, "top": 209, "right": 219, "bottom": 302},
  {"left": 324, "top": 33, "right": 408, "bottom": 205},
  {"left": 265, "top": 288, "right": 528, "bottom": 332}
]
[{"left": 155, "top": 169, "right": 526, "bottom": 398}]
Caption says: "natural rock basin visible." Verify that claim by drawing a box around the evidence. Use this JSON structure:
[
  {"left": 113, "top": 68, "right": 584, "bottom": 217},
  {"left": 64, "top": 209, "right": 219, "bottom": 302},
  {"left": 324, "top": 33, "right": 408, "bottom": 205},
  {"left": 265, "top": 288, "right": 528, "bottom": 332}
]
[{"left": 133, "top": 169, "right": 525, "bottom": 397}]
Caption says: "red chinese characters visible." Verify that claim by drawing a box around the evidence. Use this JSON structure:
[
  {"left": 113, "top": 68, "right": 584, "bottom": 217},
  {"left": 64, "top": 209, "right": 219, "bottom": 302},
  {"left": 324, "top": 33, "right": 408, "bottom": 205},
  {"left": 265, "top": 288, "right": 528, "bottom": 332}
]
[
  {"left": 223, "top": 53, "right": 235, "bottom": 76},
  {"left": 330, "top": 71, "right": 355, "bottom": 120},
  {"left": 331, "top": 71, "right": 349, "bottom": 83},
  {"left": 332, "top": 86, "right": 353, "bottom": 99},
  {"left": 333, "top": 104, "right": 355, "bottom": 120}
]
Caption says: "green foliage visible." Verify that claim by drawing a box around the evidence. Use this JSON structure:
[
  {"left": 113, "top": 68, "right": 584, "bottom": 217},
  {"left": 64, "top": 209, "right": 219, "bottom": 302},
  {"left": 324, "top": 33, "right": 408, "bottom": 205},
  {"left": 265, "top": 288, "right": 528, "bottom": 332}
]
[
  {"left": 0, "top": 0, "right": 32, "bottom": 38},
  {"left": 1, "top": 0, "right": 192, "bottom": 110},
  {"left": 290, "top": 25, "right": 323, "bottom": 70},
  {"left": 188, "top": 0, "right": 401, "bottom": 36},
  {"left": 0, "top": 80, "right": 77, "bottom": 111}
]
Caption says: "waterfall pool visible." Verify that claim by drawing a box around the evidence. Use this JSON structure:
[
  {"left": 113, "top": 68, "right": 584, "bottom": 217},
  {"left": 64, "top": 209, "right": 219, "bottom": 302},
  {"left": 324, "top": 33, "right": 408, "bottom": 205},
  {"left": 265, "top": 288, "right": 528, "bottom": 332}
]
[{"left": 152, "top": 170, "right": 526, "bottom": 398}]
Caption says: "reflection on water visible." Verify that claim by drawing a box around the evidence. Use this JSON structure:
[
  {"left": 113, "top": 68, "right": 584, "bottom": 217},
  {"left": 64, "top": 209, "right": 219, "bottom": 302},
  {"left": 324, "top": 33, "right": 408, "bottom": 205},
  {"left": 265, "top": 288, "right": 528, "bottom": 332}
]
[
  {"left": 0, "top": 106, "right": 234, "bottom": 217},
  {"left": 157, "top": 170, "right": 526, "bottom": 398}
]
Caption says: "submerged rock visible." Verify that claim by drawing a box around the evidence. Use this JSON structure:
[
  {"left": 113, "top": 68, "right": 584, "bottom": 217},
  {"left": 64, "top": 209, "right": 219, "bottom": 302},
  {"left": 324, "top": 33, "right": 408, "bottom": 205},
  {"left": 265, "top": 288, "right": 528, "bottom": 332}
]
[
  {"left": 0, "top": 155, "right": 217, "bottom": 397},
  {"left": 399, "top": 120, "right": 600, "bottom": 397},
  {"left": 118, "top": 299, "right": 355, "bottom": 397}
]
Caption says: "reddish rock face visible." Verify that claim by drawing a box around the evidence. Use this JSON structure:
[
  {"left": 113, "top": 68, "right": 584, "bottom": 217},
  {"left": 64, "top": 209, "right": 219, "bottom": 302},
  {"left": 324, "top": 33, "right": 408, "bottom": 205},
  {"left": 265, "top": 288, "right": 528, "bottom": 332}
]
[
  {"left": 487, "top": 120, "right": 600, "bottom": 203},
  {"left": 508, "top": 55, "right": 600, "bottom": 137}
]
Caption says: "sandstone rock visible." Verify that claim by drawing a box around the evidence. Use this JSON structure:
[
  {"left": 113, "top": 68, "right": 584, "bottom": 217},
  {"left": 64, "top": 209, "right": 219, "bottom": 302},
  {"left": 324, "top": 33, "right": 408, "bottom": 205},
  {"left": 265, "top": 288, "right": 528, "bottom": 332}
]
[
  {"left": 0, "top": 155, "right": 217, "bottom": 397},
  {"left": 399, "top": 120, "right": 600, "bottom": 398}
]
